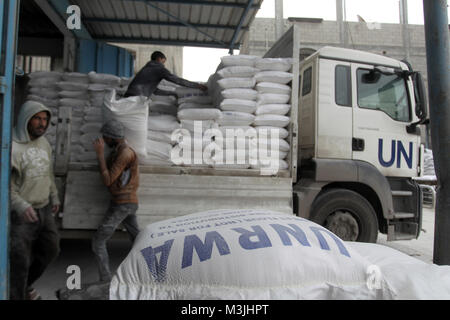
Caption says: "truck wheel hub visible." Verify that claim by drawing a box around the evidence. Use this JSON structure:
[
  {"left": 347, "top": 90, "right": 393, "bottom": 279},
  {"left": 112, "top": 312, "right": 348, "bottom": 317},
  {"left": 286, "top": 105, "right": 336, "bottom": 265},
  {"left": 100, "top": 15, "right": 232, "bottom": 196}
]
[{"left": 325, "top": 211, "right": 359, "bottom": 241}]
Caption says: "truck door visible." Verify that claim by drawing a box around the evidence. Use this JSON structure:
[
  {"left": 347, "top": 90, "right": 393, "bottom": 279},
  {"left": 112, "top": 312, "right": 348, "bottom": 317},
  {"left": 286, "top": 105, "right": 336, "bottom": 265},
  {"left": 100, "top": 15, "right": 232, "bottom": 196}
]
[{"left": 351, "top": 63, "right": 421, "bottom": 178}]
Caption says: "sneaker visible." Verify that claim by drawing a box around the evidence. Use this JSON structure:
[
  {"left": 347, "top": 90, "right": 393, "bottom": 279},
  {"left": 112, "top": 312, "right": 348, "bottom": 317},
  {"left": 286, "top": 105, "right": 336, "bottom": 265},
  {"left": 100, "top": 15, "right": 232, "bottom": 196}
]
[{"left": 27, "top": 288, "right": 42, "bottom": 300}]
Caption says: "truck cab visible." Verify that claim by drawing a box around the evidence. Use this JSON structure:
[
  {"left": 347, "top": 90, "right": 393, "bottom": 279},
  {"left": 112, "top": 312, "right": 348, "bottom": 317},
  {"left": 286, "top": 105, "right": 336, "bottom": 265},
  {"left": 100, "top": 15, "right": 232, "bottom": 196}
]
[{"left": 293, "top": 46, "right": 427, "bottom": 242}]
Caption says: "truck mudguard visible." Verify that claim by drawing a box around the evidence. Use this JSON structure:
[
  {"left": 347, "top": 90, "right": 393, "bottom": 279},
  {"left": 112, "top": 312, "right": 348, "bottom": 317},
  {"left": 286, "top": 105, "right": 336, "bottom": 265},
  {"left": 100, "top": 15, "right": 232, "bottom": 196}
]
[{"left": 313, "top": 158, "right": 395, "bottom": 220}]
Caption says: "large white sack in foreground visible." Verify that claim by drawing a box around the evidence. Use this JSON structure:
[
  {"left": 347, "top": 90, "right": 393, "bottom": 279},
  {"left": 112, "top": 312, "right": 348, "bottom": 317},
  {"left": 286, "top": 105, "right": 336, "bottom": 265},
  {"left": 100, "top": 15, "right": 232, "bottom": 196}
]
[
  {"left": 103, "top": 90, "right": 150, "bottom": 157},
  {"left": 348, "top": 242, "right": 450, "bottom": 299},
  {"left": 110, "top": 209, "right": 395, "bottom": 300}
]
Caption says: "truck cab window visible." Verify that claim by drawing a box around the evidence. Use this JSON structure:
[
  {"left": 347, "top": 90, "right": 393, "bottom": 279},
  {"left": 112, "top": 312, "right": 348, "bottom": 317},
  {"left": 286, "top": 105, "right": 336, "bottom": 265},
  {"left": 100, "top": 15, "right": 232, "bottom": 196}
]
[
  {"left": 335, "top": 65, "right": 351, "bottom": 107},
  {"left": 357, "top": 69, "right": 410, "bottom": 122},
  {"left": 302, "top": 67, "right": 312, "bottom": 96}
]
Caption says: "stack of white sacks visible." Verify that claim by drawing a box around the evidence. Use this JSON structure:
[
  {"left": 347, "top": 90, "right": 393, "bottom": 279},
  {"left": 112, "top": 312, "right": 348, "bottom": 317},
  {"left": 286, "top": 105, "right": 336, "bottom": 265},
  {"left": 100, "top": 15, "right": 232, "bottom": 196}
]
[
  {"left": 253, "top": 58, "right": 293, "bottom": 171},
  {"left": 210, "top": 55, "right": 259, "bottom": 169},
  {"left": 75, "top": 72, "right": 123, "bottom": 163},
  {"left": 175, "top": 85, "right": 221, "bottom": 167},
  {"left": 56, "top": 72, "right": 91, "bottom": 162},
  {"left": 144, "top": 81, "right": 180, "bottom": 166},
  {"left": 26, "top": 71, "right": 62, "bottom": 152},
  {"left": 205, "top": 55, "right": 293, "bottom": 171}
]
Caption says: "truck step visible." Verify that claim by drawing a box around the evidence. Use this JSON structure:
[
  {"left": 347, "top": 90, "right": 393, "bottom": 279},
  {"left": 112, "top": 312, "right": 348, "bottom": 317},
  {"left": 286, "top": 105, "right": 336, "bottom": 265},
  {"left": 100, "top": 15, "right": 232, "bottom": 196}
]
[
  {"left": 393, "top": 212, "right": 415, "bottom": 219},
  {"left": 391, "top": 190, "right": 413, "bottom": 197}
]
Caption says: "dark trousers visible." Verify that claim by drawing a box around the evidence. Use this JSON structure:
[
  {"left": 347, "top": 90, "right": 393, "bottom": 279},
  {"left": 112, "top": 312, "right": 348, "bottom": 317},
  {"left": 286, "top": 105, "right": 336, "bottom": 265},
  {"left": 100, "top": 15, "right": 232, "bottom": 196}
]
[
  {"left": 9, "top": 205, "right": 60, "bottom": 300},
  {"left": 92, "top": 202, "right": 139, "bottom": 282}
]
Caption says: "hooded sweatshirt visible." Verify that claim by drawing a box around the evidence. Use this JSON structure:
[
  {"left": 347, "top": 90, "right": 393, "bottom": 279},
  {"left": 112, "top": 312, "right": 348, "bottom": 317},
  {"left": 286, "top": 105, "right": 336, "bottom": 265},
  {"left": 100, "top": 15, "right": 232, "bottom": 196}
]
[{"left": 10, "top": 100, "right": 60, "bottom": 214}]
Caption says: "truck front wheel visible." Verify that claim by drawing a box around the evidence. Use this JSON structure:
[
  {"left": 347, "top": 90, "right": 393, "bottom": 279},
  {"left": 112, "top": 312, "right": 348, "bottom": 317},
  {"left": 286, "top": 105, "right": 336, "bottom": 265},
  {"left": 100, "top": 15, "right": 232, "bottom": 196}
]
[{"left": 310, "top": 189, "right": 378, "bottom": 243}]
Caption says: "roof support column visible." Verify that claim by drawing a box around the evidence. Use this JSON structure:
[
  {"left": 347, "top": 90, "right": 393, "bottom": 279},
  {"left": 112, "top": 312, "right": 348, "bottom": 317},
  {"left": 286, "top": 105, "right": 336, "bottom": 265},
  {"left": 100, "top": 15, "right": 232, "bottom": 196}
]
[{"left": 423, "top": 0, "right": 450, "bottom": 265}]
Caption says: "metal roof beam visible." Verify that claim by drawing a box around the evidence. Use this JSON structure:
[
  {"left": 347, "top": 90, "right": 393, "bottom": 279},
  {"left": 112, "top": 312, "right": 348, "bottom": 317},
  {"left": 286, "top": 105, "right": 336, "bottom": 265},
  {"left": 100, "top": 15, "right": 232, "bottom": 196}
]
[
  {"left": 143, "top": 0, "right": 228, "bottom": 47},
  {"left": 129, "top": 0, "right": 260, "bottom": 9},
  {"left": 228, "top": 0, "right": 254, "bottom": 54},
  {"left": 98, "top": 37, "right": 240, "bottom": 49},
  {"left": 83, "top": 17, "right": 249, "bottom": 31}
]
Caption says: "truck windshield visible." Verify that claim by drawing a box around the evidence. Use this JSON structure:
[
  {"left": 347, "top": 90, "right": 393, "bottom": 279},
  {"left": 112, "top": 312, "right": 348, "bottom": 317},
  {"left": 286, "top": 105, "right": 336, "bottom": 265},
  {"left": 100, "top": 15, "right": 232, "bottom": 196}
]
[{"left": 357, "top": 69, "right": 410, "bottom": 122}]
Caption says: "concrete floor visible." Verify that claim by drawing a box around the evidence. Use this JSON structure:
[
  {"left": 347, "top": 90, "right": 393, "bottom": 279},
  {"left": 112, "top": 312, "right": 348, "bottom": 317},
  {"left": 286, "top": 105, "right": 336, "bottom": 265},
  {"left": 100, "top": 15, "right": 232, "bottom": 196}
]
[{"left": 32, "top": 207, "right": 436, "bottom": 300}]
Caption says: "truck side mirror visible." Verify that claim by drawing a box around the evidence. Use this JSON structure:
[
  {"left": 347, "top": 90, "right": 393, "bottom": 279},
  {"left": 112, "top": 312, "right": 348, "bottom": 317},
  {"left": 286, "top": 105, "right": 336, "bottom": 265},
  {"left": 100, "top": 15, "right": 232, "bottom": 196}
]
[
  {"left": 407, "top": 72, "right": 429, "bottom": 134},
  {"left": 412, "top": 72, "right": 427, "bottom": 121}
]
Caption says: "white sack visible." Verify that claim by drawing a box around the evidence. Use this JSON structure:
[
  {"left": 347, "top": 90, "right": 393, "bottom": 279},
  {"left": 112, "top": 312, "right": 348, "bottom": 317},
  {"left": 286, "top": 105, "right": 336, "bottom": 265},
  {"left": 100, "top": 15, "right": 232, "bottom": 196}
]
[
  {"left": 151, "top": 94, "right": 177, "bottom": 104},
  {"left": 56, "top": 81, "right": 89, "bottom": 92},
  {"left": 178, "top": 103, "right": 214, "bottom": 111},
  {"left": 254, "top": 114, "right": 290, "bottom": 128},
  {"left": 146, "top": 139, "right": 172, "bottom": 160},
  {"left": 62, "top": 72, "right": 89, "bottom": 84},
  {"left": 148, "top": 115, "right": 180, "bottom": 133},
  {"left": 110, "top": 209, "right": 395, "bottom": 300},
  {"left": 28, "top": 87, "right": 59, "bottom": 99},
  {"left": 88, "top": 72, "right": 121, "bottom": 86},
  {"left": 180, "top": 120, "right": 218, "bottom": 133},
  {"left": 80, "top": 123, "right": 102, "bottom": 134},
  {"left": 255, "top": 71, "right": 293, "bottom": 84},
  {"left": 103, "top": 90, "right": 150, "bottom": 157},
  {"left": 178, "top": 95, "right": 213, "bottom": 105},
  {"left": 255, "top": 126, "right": 289, "bottom": 139},
  {"left": 349, "top": 242, "right": 450, "bottom": 299},
  {"left": 256, "top": 82, "right": 291, "bottom": 95},
  {"left": 217, "top": 66, "right": 259, "bottom": 78},
  {"left": 59, "top": 98, "right": 88, "bottom": 108},
  {"left": 221, "top": 54, "right": 259, "bottom": 67},
  {"left": 255, "top": 58, "right": 293, "bottom": 72},
  {"left": 26, "top": 95, "right": 59, "bottom": 108},
  {"left": 256, "top": 104, "right": 291, "bottom": 116},
  {"left": 28, "top": 77, "right": 60, "bottom": 88},
  {"left": 28, "top": 71, "right": 62, "bottom": 80},
  {"left": 257, "top": 93, "right": 290, "bottom": 105},
  {"left": 147, "top": 130, "right": 174, "bottom": 145},
  {"left": 220, "top": 99, "right": 257, "bottom": 114},
  {"left": 217, "top": 77, "right": 256, "bottom": 90},
  {"left": 218, "top": 111, "right": 255, "bottom": 126},
  {"left": 178, "top": 108, "right": 222, "bottom": 121},
  {"left": 59, "top": 90, "right": 88, "bottom": 99},
  {"left": 221, "top": 88, "right": 258, "bottom": 101}
]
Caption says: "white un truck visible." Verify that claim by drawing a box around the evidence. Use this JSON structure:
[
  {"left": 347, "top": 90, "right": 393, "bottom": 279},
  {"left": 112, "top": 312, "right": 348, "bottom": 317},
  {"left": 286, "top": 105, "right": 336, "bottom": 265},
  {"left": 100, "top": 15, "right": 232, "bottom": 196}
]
[{"left": 54, "top": 25, "right": 428, "bottom": 243}]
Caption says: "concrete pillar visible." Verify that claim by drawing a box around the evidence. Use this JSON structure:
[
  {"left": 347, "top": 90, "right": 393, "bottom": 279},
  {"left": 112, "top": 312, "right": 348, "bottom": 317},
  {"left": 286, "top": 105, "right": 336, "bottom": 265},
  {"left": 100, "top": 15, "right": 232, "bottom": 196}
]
[
  {"left": 400, "top": 0, "right": 411, "bottom": 61},
  {"left": 336, "top": 0, "right": 348, "bottom": 47},
  {"left": 275, "top": 0, "right": 284, "bottom": 41}
]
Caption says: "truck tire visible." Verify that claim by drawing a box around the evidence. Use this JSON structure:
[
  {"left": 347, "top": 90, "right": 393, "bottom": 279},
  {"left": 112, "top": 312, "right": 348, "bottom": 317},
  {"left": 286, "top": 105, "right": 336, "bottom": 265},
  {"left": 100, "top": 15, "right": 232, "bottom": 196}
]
[{"left": 309, "top": 188, "right": 378, "bottom": 243}]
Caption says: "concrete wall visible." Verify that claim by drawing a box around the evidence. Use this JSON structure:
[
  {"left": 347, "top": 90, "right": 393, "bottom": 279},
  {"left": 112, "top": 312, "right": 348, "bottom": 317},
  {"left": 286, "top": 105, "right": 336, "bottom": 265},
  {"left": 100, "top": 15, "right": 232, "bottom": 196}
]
[
  {"left": 112, "top": 43, "right": 184, "bottom": 77},
  {"left": 242, "top": 18, "right": 429, "bottom": 82}
]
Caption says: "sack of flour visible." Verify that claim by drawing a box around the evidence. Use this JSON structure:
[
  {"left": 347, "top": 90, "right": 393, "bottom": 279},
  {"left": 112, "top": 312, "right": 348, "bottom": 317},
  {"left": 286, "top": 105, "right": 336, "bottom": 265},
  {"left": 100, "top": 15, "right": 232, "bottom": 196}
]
[
  {"left": 103, "top": 89, "right": 150, "bottom": 157},
  {"left": 110, "top": 209, "right": 395, "bottom": 300}
]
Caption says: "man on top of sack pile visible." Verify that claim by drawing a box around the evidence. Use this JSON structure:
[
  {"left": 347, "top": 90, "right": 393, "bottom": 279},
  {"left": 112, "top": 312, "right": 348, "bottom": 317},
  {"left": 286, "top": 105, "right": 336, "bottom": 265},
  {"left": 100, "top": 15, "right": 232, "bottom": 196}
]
[{"left": 124, "top": 51, "right": 207, "bottom": 98}]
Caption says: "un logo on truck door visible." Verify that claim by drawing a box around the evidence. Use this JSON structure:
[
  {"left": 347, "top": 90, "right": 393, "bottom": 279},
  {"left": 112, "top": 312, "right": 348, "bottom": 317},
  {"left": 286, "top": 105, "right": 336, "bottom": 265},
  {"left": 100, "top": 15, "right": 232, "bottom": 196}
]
[{"left": 378, "top": 139, "right": 413, "bottom": 169}]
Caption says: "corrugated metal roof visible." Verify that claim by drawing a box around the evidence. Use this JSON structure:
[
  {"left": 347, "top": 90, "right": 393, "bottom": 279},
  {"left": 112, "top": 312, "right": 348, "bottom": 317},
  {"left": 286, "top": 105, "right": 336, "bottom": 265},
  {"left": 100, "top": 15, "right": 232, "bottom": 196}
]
[{"left": 72, "top": 0, "right": 263, "bottom": 52}]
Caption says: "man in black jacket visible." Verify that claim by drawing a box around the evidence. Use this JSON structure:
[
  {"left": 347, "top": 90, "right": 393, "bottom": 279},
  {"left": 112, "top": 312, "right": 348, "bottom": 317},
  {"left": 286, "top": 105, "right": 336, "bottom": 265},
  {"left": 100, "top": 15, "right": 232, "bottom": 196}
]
[{"left": 124, "top": 51, "right": 207, "bottom": 98}]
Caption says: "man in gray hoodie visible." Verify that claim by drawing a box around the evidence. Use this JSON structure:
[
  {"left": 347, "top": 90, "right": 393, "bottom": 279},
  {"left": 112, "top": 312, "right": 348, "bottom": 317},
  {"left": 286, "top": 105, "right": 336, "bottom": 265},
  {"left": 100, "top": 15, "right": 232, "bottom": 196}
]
[{"left": 9, "top": 100, "right": 60, "bottom": 300}]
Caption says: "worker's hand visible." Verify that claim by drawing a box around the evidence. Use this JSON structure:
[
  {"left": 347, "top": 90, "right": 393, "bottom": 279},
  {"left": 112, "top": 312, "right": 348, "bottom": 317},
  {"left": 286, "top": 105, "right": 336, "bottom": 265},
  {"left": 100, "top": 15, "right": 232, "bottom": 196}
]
[
  {"left": 93, "top": 138, "right": 105, "bottom": 155},
  {"left": 22, "top": 207, "right": 39, "bottom": 224},
  {"left": 52, "top": 204, "right": 60, "bottom": 215},
  {"left": 198, "top": 84, "right": 208, "bottom": 91}
]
